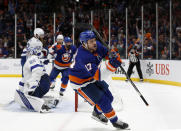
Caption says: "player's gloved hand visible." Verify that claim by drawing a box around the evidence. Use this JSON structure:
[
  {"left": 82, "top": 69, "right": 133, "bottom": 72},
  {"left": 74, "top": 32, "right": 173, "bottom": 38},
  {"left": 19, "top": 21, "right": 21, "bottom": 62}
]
[
  {"left": 43, "top": 59, "right": 49, "bottom": 65},
  {"left": 109, "top": 50, "right": 122, "bottom": 68}
]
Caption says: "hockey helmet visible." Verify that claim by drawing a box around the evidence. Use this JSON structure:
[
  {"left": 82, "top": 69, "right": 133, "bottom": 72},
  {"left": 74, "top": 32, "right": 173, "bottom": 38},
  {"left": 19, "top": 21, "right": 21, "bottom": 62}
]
[
  {"left": 34, "top": 28, "right": 44, "bottom": 39},
  {"left": 56, "top": 34, "right": 64, "bottom": 41},
  {"left": 79, "top": 30, "right": 96, "bottom": 44},
  {"left": 64, "top": 37, "right": 72, "bottom": 43}
]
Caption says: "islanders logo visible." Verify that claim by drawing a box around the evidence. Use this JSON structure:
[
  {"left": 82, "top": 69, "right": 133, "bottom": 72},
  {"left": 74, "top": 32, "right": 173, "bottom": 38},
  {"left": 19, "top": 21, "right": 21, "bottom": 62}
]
[{"left": 62, "top": 53, "right": 71, "bottom": 62}]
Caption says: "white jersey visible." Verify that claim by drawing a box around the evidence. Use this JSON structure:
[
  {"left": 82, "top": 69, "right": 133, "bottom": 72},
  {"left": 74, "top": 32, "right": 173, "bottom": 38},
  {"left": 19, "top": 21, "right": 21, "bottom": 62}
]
[
  {"left": 20, "top": 55, "right": 46, "bottom": 93},
  {"left": 21, "top": 48, "right": 27, "bottom": 58},
  {"left": 27, "top": 37, "right": 43, "bottom": 49},
  {"left": 21, "top": 37, "right": 44, "bottom": 65}
]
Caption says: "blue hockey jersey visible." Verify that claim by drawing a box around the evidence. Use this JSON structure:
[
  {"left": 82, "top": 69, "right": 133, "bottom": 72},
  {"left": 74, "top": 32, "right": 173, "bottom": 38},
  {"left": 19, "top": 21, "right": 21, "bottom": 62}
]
[
  {"left": 69, "top": 41, "right": 109, "bottom": 89},
  {"left": 53, "top": 44, "right": 77, "bottom": 70}
]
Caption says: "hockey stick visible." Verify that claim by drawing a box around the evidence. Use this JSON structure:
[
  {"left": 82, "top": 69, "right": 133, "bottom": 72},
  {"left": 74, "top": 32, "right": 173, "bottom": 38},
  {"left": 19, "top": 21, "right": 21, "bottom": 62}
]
[
  {"left": 0, "top": 100, "right": 15, "bottom": 108},
  {"left": 74, "top": 23, "right": 149, "bottom": 106}
]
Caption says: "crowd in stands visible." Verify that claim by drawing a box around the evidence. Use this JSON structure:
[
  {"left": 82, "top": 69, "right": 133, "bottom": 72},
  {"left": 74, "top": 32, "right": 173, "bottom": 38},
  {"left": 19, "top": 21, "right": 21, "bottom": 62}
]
[{"left": 0, "top": 0, "right": 181, "bottom": 60}]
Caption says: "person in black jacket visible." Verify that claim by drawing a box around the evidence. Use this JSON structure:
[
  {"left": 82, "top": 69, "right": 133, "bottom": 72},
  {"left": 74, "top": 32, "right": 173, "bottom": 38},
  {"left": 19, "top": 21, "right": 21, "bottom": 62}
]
[{"left": 126, "top": 48, "right": 143, "bottom": 82}]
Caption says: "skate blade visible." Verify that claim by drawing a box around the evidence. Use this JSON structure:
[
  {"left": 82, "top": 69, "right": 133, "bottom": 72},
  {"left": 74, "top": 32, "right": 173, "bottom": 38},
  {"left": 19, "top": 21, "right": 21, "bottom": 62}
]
[
  {"left": 91, "top": 116, "right": 108, "bottom": 125},
  {"left": 114, "top": 127, "right": 131, "bottom": 130},
  {"left": 40, "top": 109, "right": 51, "bottom": 113}
]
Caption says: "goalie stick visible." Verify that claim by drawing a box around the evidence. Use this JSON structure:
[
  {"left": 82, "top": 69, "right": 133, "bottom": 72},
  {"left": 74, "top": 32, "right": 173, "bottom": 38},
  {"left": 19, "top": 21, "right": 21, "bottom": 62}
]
[
  {"left": 74, "top": 23, "right": 149, "bottom": 106},
  {"left": 0, "top": 100, "right": 15, "bottom": 108}
]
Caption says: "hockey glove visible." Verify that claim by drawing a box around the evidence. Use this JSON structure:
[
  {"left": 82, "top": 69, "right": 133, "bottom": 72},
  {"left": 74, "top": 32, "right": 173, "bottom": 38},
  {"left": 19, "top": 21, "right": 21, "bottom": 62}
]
[
  {"left": 109, "top": 50, "right": 122, "bottom": 68},
  {"left": 43, "top": 59, "right": 49, "bottom": 65}
]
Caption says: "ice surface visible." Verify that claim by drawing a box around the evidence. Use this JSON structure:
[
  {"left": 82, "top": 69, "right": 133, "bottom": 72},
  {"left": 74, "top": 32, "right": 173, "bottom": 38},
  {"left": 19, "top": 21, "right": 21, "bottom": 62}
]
[{"left": 0, "top": 77, "right": 181, "bottom": 131}]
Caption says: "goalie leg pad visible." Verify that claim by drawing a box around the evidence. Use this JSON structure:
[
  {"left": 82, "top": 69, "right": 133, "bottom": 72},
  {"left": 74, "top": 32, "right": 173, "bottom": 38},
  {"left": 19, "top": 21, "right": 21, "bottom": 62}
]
[
  {"left": 15, "top": 90, "right": 45, "bottom": 112},
  {"left": 32, "top": 74, "right": 50, "bottom": 98}
]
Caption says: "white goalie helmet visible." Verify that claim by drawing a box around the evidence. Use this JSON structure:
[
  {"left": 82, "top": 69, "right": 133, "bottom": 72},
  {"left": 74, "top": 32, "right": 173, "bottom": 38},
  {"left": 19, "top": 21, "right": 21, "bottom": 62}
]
[
  {"left": 56, "top": 34, "right": 64, "bottom": 41},
  {"left": 34, "top": 28, "right": 44, "bottom": 39}
]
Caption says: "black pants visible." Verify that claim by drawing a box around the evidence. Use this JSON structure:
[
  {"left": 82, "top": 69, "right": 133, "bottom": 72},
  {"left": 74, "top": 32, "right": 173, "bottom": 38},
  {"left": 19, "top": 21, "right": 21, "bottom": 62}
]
[
  {"left": 31, "top": 74, "right": 50, "bottom": 98},
  {"left": 127, "top": 61, "right": 143, "bottom": 79}
]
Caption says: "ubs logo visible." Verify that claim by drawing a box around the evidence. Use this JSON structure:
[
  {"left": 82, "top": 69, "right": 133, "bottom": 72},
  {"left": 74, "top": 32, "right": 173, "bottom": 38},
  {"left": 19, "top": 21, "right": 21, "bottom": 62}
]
[
  {"left": 62, "top": 53, "right": 71, "bottom": 62},
  {"left": 146, "top": 62, "right": 154, "bottom": 76}
]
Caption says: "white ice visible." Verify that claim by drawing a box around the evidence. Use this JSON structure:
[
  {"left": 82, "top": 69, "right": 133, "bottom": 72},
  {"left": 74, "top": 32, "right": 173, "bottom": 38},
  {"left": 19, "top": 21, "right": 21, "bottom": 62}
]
[{"left": 0, "top": 77, "right": 181, "bottom": 131}]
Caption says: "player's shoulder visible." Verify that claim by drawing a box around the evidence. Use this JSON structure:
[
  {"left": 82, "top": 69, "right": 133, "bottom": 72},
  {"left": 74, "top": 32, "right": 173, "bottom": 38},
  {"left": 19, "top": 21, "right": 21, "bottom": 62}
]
[
  {"left": 28, "top": 37, "right": 42, "bottom": 46},
  {"left": 55, "top": 44, "right": 62, "bottom": 50},
  {"left": 71, "top": 45, "right": 77, "bottom": 51},
  {"left": 51, "top": 42, "right": 57, "bottom": 47},
  {"left": 96, "top": 40, "right": 107, "bottom": 50},
  {"left": 96, "top": 40, "right": 108, "bottom": 55},
  {"left": 28, "top": 37, "right": 40, "bottom": 42},
  {"left": 27, "top": 55, "right": 39, "bottom": 64},
  {"left": 71, "top": 45, "right": 76, "bottom": 49},
  {"left": 76, "top": 46, "right": 90, "bottom": 59},
  {"left": 22, "top": 47, "right": 27, "bottom": 52}
]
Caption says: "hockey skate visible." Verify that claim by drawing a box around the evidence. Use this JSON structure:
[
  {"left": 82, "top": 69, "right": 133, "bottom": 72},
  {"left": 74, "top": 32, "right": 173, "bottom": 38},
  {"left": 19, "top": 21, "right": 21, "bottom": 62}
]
[
  {"left": 112, "top": 120, "right": 129, "bottom": 129},
  {"left": 91, "top": 110, "right": 108, "bottom": 125},
  {"left": 43, "top": 96, "right": 60, "bottom": 108},
  {"left": 140, "top": 79, "right": 144, "bottom": 82},
  {"left": 59, "top": 91, "right": 64, "bottom": 96},
  {"left": 40, "top": 104, "right": 51, "bottom": 113},
  {"left": 50, "top": 81, "right": 55, "bottom": 90}
]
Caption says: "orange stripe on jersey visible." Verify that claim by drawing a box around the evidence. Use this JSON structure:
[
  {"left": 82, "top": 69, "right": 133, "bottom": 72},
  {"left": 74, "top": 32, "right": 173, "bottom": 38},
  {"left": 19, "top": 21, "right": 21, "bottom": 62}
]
[
  {"left": 54, "top": 60, "right": 71, "bottom": 67},
  {"left": 93, "top": 69, "right": 100, "bottom": 81},
  {"left": 61, "top": 83, "right": 67, "bottom": 89},
  {"left": 78, "top": 88, "right": 95, "bottom": 106},
  {"left": 104, "top": 109, "right": 116, "bottom": 118},
  {"left": 56, "top": 44, "right": 62, "bottom": 50},
  {"left": 116, "top": 53, "right": 122, "bottom": 63},
  {"left": 96, "top": 104, "right": 102, "bottom": 112},
  {"left": 69, "top": 75, "right": 93, "bottom": 84},
  {"left": 106, "top": 61, "right": 116, "bottom": 72},
  {"left": 105, "top": 55, "right": 109, "bottom": 60}
]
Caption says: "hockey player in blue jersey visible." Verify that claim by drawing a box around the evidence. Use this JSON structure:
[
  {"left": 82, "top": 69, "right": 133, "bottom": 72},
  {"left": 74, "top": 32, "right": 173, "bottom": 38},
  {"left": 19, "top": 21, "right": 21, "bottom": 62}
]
[
  {"left": 69, "top": 30, "right": 129, "bottom": 129},
  {"left": 49, "top": 36, "right": 77, "bottom": 96},
  {"left": 47, "top": 34, "right": 64, "bottom": 60},
  {"left": 15, "top": 40, "right": 59, "bottom": 113}
]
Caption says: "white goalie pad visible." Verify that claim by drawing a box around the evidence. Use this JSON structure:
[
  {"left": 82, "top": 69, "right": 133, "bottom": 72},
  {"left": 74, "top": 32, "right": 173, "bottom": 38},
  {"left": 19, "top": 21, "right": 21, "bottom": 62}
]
[
  {"left": 14, "top": 89, "right": 45, "bottom": 112},
  {"left": 43, "top": 96, "right": 60, "bottom": 108},
  {"left": 43, "top": 90, "right": 62, "bottom": 108}
]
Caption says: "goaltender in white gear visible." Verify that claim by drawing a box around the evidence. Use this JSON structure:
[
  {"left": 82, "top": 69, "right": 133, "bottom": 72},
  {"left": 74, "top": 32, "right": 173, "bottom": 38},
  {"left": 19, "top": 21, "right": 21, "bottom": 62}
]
[{"left": 15, "top": 40, "right": 60, "bottom": 113}]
